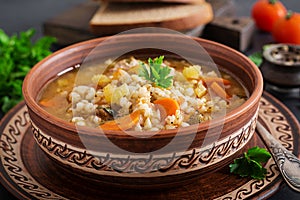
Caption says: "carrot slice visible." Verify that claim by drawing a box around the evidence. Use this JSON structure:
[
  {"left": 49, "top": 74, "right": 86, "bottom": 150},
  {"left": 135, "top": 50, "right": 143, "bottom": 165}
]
[
  {"left": 210, "top": 82, "right": 231, "bottom": 99},
  {"left": 154, "top": 98, "right": 180, "bottom": 116},
  {"left": 39, "top": 99, "right": 55, "bottom": 107},
  {"left": 202, "top": 77, "right": 231, "bottom": 86},
  {"left": 100, "top": 110, "right": 140, "bottom": 131}
]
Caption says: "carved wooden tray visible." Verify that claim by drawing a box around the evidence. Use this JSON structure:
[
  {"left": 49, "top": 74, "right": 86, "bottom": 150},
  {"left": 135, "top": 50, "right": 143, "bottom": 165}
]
[{"left": 0, "top": 92, "right": 299, "bottom": 200}]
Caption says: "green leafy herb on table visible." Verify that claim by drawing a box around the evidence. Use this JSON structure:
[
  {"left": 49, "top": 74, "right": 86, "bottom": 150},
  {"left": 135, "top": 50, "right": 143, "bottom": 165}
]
[
  {"left": 248, "top": 44, "right": 272, "bottom": 67},
  {"left": 0, "top": 28, "right": 56, "bottom": 113},
  {"left": 248, "top": 52, "right": 263, "bottom": 67},
  {"left": 229, "top": 146, "right": 271, "bottom": 180},
  {"left": 139, "top": 56, "right": 173, "bottom": 88}
]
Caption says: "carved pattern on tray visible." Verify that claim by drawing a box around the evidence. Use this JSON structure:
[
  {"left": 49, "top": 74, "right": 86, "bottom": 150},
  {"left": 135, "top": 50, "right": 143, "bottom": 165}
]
[
  {"left": 0, "top": 106, "right": 67, "bottom": 200},
  {"left": 216, "top": 97, "right": 294, "bottom": 199},
  {"left": 31, "top": 115, "right": 256, "bottom": 176},
  {"left": 0, "top": 95, "right": 297, "bottom": 199},
  {"left": 259, "top": 97, "right": 294, "bottom": 151}
]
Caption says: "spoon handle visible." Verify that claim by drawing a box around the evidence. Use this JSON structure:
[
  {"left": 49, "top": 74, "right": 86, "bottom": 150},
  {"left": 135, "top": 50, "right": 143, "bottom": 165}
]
[{"left": 256, "top": 121, "right": 300, "bottom": 192}]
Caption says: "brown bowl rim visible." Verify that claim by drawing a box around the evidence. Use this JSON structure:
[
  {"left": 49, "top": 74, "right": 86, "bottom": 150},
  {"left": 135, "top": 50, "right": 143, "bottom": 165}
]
[{"left": 23, "top": 33, "right": 263, "bottom": 139}]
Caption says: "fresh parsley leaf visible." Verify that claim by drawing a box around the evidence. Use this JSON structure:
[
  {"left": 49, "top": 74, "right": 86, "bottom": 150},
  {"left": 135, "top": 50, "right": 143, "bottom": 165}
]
[
  {"left": 248, "top": 44, "right": 272, "bottom": 67},
  {"left": 139, "top": 62, "right": 151, "bottom": 80},
  {"left": 0, "top": 28, "right": 56, "bottom": 113},
  {"left": 229, "top": 146, "right": 271, "bottom": 180},
  {"left": 139, "top": 56, "right": 173, "bottom": 88},
  {"left": 248, "top": 52, "right": 263, "bottom": 67},
  {"left": 229, "top": 155, "right": 250, "bottom": 177},
  {"left": 249, "top": 159, "right": 268, "bottom": 180},
  {"left": 247, "top": 146, "right": 271, "bottom": 163},
  {"left": 263, "top": 44, "right": 272, "bottom": 51}
]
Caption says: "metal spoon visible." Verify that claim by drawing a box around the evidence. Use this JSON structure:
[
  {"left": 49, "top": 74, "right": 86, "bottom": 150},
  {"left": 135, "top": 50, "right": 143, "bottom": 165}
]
[{"left": 256, "top": 121, "right": 300, "bottom": 192}]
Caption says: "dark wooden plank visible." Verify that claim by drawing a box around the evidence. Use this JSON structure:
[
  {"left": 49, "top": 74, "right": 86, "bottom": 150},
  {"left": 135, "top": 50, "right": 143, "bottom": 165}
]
[
  {"left": 43, "top": 1, "right": 100, "bottom": 46},
  {"left": 43, "top": 0, "right": 236, "bottom": 46}
]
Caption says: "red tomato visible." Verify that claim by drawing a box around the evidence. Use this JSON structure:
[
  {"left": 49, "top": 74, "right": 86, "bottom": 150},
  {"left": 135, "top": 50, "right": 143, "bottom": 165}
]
[
  {"left": 251, "top": 0, "right": 287, "bottom": 32},
  {"left": 272, "top": 12, "right": 300, "bottom": 44}
]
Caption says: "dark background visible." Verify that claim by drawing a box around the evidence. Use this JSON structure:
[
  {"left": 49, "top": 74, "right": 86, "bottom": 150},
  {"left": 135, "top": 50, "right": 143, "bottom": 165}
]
[
  {"left": 1, "top": 0, "right": 300, "bottom": 37},
  {"left": 0, "top": 0, "right": 299, "bottom": 199}
]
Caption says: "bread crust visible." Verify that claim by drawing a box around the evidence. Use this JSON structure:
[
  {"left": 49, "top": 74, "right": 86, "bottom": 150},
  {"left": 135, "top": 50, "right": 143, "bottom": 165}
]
[{"left": 89, "top": 2, "right": 213, "bottom": 35}]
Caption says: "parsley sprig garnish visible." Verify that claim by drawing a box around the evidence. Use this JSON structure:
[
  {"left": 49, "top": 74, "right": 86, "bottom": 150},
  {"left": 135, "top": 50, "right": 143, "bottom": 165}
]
[
  {"left": 229, "top": 146, "right": 271, "bottom": 180},
  {"left": 139, "top": 56, "right": 173, "bottom": 88}
]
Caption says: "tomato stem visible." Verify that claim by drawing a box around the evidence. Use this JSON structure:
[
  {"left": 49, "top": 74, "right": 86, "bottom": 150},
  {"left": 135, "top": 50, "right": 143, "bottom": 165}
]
[
  {"left": 286, "top": 10, "right": 294, "bottom": 20},
  {"left": 269, "top": 0, "right": 277, "bottom": 4}
]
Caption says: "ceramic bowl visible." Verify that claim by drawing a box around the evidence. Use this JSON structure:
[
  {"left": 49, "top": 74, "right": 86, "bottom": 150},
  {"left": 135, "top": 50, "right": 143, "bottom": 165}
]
[{"left": 22, "top": 34, "right": 263, "bottom": 189}]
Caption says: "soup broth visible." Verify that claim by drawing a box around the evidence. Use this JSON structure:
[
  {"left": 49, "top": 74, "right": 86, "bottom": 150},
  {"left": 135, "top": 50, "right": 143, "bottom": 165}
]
[{"left": 38, "top": 56, "right": 248, "bottom": 131}]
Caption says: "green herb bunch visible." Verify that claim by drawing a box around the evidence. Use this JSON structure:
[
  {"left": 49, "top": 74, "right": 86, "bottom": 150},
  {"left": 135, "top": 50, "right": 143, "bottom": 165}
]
[
  {"left": 229, "top": 146, "right": 271, "bottom": 180},
  {"left": 0, "top": 28, "right": 56, "bottom": 113},
  {"left": 248, "top": 52, "right": 263, "bottom": 67},
  {"left": 248, "top": 45, "right": 271, "bottom": 67},
  {"left": 139, "top": 56, "right": 173, "bottom": 88}
]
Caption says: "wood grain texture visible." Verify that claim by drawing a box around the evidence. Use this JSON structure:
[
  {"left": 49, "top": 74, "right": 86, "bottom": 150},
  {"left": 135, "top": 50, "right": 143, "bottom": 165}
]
[
  {"left": 89, "top": 2, "right": 213, "bottom": 35},
  {"left": 43, "top": 1, "right": 100, "bottom": 46}
]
